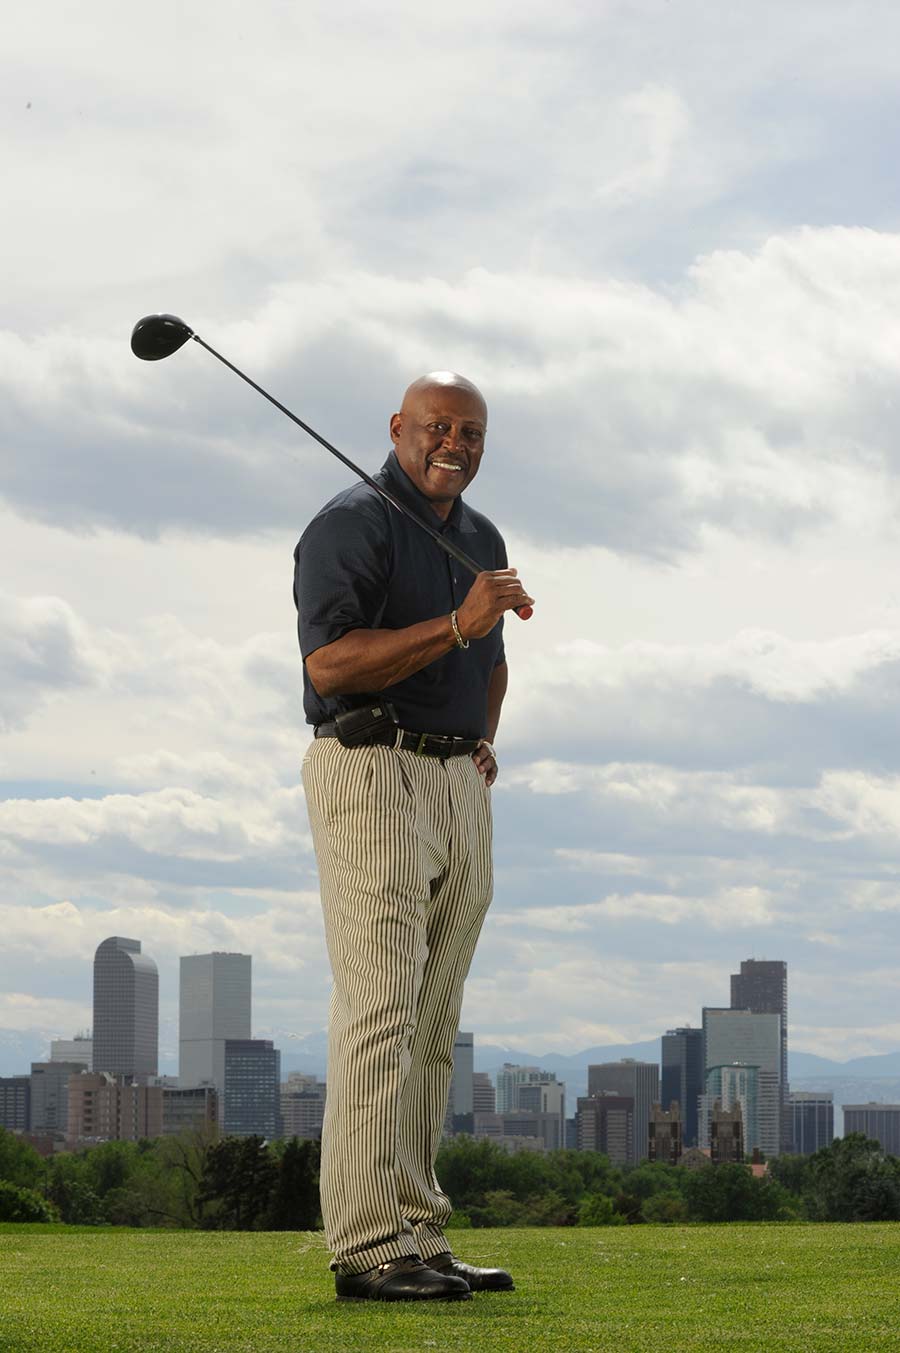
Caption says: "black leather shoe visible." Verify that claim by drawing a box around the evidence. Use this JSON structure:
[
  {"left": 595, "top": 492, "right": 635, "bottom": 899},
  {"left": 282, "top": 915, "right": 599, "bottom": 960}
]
[
  {"left": 335, "top": 1255, "right": 472, "bottom": 1302},
  {"left": 427, "top": 1251, "right": 515, "bottom": 1291}
]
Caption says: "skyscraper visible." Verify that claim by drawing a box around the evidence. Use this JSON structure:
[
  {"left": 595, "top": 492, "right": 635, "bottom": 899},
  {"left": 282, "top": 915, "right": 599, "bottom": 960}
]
[
  {"left": 92, "top": 937, "right": 158, "bottom": 1082},
  {"left": 0, "top": 1077, "right": 30, "bottom": 1131},
  {"left": 702, "top": 1007, "right": 781, "bottom": 1156},
  {"left": 789, "top": 1091, "right": 834, "bottom": 1154},
  {"left": 449, "top": 1031, "right": 474, "bottom": 1116},
  {"left": 179, "top": 952, "right": 251, "bottom": 1121},
  {"left": 576, "top": 1093, "right": 634, "bottom": 1165},
  {"left": 472, "top": 1072, "right": 496, "bottom": 1114},
  {"left": 496, "top": 1064, "right": 559, "bottom": 1114},
  {"left": 842, "top": 1103, "right": 900, "bottom": 1155},
  {"left": 223, "top": 1039, "right": 281, "bottom": 1139},
  {"left": 30, "top": 1062, "right": 85, "bottom": 1136},
  {"left": 50, "top": 1034, "right": 92, "bottom": 1068},
  {"left": 661, "top": 1027, "right": 704, "bottom": 1147},
  {"left": 731, "top": 959, "right": 789, "bottom": 1152},
  {"left": 699, "top": 1063, "right": 759, "bottom": 1152},
  {"left": 587, "top": 1060, "right": 659, "bottom": 1164}
]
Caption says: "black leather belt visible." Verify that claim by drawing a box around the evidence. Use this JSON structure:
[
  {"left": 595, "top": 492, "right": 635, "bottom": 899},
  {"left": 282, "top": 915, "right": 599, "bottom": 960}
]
[{"left": 314, "top": 723, "right": 481, "bottom": 758}]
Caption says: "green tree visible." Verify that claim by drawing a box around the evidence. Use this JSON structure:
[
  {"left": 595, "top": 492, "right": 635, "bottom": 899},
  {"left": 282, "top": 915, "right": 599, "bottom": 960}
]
[
  {"left": 467, "top": 1189, "right": 529, "bottom": 1227},
  {"left": 436, "top": 1138, "right": 525, "bottom": 1210},
  {"left": 768, "top": 1153, "right": 811, "bottom": 1198},
  {"left": 682, "top": 1163, "right": 795, "bottom": 1222},
  {"left": 0, "top": 1127, "right": 43, "bottom": 1190},
  {"left": 521, "top": 1189, "right": 575, "bottom": 1226},
  {"left": 154, "top": 1128, "right": 219, "bottom": 1229},
  {"left": 622, "top": 1161, "right": 683, "bottom": 1200},
  {"left": 198, "top": 1136, "right": 278, "bottom": 1230},
  {"left": 436, "top": 1137, "right": 623, "bottom": 1218},
  {"left": 263, "top": 1137, "right": 321, "bottom": 1231},
  {"left": 45, "top": 1155, "right": 105, "bottom": 1226},
  {"left": 82, "top": 1140, "right": 144, "bottom": 1198},
  {"left": 640, "top": 1192, "right": 689, "bottom": 1223},
  {"left": 0, "top": 1180, "right": 58, "bottom": 1222},
  {"left": 807, "top": 1134, "right": 900, "bottom": 1222},
  {"left": 577, "top": 1192, "right": 625, "bottom": 1226}
]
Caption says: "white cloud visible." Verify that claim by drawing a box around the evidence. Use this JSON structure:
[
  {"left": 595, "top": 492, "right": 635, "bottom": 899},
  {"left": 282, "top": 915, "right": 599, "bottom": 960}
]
[
  {"left": 0, "top": 592, "right": 113, "bottom": 731},
  {"left": 4, "top": 1, "right": 900, "bottom": 1067},
  {"left": 0, "top": 993, "right": 91, "bottom": 1036},
  {"left": 0, "top": 783, "right": 310, "bottom": 867},
  {"left": 593, "top": 85, "right": 692, "bottom": 207},
  {"left": 495, "top": 884, "right": 777, "bottom": 933},
  {"left": 813, "top": 772, "right": 900, "bottom": 841}
]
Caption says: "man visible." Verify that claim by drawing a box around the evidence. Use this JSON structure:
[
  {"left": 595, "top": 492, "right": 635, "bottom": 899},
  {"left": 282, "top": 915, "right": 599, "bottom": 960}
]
[{"left": 294, "top": 371, "right": 533, "bottom": 1301}]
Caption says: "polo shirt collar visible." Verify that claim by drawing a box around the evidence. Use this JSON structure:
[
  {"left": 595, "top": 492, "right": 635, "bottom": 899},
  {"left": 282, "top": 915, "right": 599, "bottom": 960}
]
[{"left": 380, "top": 453, "right": 477, "bottom": 534}]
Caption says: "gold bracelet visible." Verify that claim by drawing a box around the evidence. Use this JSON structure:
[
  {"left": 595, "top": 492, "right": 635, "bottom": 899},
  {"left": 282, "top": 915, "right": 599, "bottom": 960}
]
[{"left": 450, "top": 610, "right": 469, "bottom": 650}]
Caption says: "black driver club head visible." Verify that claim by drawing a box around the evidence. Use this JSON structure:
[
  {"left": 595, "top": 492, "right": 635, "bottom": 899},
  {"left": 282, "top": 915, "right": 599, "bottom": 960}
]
[{"left": 131, "top": 313, "right": 195, "bottom": 361}]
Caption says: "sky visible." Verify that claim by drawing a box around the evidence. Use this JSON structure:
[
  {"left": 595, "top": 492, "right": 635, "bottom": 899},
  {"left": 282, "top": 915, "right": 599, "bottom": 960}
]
[{"left": 4, "top": 0, "right": 900, "bottom": 1073}]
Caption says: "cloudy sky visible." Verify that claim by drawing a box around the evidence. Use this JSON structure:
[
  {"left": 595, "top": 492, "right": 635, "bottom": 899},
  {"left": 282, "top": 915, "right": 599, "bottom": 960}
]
[{"left": 4, "top": 0, "right": 900, "bottom": 1074}]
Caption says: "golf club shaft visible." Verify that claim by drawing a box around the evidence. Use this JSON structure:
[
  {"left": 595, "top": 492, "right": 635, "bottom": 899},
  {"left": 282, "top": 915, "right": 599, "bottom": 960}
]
[{"left": 191, "top": 334, "right": 532, "bottom": 619}]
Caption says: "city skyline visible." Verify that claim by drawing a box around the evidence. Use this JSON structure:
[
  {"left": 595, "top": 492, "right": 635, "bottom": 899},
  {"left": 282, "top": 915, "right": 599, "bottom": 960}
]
[{"left": 5, "top": 938, "right": 900, "bottom": 1079}]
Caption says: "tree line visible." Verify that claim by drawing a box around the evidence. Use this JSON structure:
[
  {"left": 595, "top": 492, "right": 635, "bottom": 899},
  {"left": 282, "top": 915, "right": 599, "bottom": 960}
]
[
  {"left": 2, "top": 1126, "right": 898, "bottom": 1229},
  {"left": 0, "top": 1128, "right": 319, "bottom": 1229}
]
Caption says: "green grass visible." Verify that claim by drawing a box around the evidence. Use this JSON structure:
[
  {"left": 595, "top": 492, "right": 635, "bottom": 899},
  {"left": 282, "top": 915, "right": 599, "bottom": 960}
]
[{"left": 1, "top": 1223, "right": 898, "bottom": 1352}]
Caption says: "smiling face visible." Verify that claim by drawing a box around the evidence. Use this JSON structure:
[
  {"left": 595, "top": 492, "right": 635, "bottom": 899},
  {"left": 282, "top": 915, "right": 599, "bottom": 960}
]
[{"left": 389, "top": 372, "right": 487, "bottom": 520}]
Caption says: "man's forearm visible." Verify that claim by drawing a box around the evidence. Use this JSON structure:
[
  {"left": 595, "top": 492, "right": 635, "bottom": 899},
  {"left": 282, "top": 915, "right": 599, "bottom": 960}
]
[{"left": 305, "top": 617, "right": 458, "bottom": 697}]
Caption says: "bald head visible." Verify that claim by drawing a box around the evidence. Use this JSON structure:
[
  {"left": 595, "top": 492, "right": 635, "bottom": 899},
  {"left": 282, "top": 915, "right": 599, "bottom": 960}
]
[
  {"left": 390, "top": 371, "right": 488, "bottom": 520},
  {"left": 400, "top": 371, "right": 487, "bottom": 425}
]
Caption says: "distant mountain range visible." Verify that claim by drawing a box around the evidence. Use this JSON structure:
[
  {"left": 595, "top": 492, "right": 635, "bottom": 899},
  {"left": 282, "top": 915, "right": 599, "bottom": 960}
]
[{"left": 5, "top": 1025, "right": 900, "bottom": 1083}]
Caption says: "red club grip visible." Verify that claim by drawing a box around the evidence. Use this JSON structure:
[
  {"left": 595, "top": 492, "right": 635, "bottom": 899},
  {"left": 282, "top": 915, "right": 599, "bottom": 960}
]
[{"left": 516, "top": 605, "right": 533, "bottom": 621}]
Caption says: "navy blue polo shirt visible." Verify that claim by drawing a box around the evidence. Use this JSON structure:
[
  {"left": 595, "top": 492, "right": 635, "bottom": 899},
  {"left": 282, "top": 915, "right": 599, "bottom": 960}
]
[{"left": 294, "top": 452, "right": 507, "bottom": 738}]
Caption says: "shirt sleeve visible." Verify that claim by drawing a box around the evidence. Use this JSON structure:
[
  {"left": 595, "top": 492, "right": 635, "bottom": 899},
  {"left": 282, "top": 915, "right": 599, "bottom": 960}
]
[{"left": 294, "top": 498, "right": 392, "bottom": 659}]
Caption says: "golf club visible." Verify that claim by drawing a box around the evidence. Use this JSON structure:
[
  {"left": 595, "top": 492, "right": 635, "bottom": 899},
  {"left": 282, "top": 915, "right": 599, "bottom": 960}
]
[{"left": 130, "top": 314, "right": 533, "bottom": 621}]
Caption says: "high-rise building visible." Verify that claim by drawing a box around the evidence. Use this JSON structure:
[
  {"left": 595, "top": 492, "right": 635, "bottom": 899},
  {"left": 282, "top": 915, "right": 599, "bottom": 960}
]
[
  {"left": 648, "top": 1103, "right": 682, "bottom": 1165},
  {"left": 699, "top": 1063, "right": 759, "bottom": 1152},
  {"left": 731, "top": 959, "right": 789, "bottom": 1152},
  {"left": 703, "top": 1008, "right": 781, "bottom": 1157},
  {"left": 442, "top": 1031, "right": 475, "bottom": 1136},
  {"left": 516, "top": 1080, "right": 565, "bottom": 1144},
  {"left": 496, "top": 1064, "right": 559, "bottom": 1113},
  {"left": 472, "top": 1108, "right": 562, "bottom": 1152},
  {"left": 67, "top": 1072, "right": 163, "bottom": 1144},
  {"left": 50, "top": 1035, "right": 92, "bottom": 1068},
  {"left": 661, "top": 1027, "right": 704, "bottom": 1147},
  {"left": 92, "top": 937, "right": 158, "bottom": 1082},
  {"left": 452, "top": 1032, "right": 474, "bottom": 1114},
  {"left": 472, "top": 1072, "right": 496, "bottom": 1114},
  {"left": 789, "top": 1092, "right": 834, "bottom": 1154},
  {"left": 842, "top": 1103, "right": 900, "bottom": 1155},
  {"left": 281, "top": 1077, "right": 327, "bottom": 1140},
  {"left": 0, "top": 1077, "right": 30, "bottom": 1131},
  {"left": 30, "top": 1062, "right": 85, "bottom": 1136},
  {"left": 710, "top": 1099, "right": 744, "bottom": 1163},
  {"left": 179, "top": 953, "right": 252, "bottom": 1123},
  {"left": 587, "top": 1061, "right": 659, "bottom": 1164},
  {"left": 223, "top": 1039, "right": 281, "bottom": 1139},
  {"left": 576, "top": 1093, "right": 634, "bottom": 1165},
  {"left": 162, "top": 1086, "right": 218, "bottom": 1136}
]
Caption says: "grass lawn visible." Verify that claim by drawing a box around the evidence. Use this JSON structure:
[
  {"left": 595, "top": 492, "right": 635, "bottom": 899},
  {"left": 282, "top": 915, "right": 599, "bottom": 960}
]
[{"left": 1, "top": 1222, "right": 898, "bottom": 1353}]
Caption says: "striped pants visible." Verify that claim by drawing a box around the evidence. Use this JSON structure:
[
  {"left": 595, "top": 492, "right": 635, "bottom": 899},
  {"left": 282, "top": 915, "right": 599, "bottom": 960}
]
[{"left": 302, "top": 737, "right": 493, "bottom": 1274}]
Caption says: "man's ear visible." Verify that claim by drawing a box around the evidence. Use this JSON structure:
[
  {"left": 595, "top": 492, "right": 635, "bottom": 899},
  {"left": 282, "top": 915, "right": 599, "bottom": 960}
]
[{"left": 389, "top": 412, "right": 402, "bottom": 445}]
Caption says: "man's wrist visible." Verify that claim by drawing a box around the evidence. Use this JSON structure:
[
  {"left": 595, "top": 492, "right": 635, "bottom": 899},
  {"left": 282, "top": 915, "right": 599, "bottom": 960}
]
[{"left": 449, "top": 609, "right": 469, "bottom": 650}]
